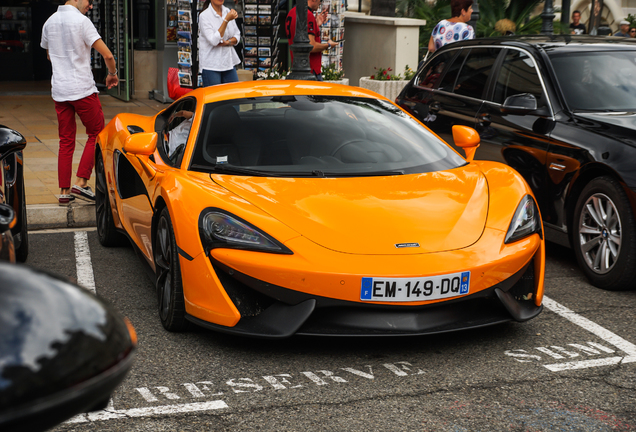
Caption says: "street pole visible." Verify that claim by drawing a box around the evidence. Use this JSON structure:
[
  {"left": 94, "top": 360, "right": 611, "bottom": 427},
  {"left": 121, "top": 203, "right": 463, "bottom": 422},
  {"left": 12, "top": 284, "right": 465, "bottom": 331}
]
[
  {"left": 287, "top": 0, "right": 315, "bottom": 80},
  {"left": 540, "top": 0, "right": 555, "bottom": 35}
]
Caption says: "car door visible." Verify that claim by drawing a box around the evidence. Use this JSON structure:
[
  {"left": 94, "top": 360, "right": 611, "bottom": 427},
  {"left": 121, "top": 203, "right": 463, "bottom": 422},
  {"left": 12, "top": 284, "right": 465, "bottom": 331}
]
[
  {"left": 475, "top": 47, "right": 554, "bottom": 214},
  {"left": 401, "top": 47, "right": 500, "bottom": 148},
  {"left": 115, "top": 97, "right": 197, "bottom": 260}
]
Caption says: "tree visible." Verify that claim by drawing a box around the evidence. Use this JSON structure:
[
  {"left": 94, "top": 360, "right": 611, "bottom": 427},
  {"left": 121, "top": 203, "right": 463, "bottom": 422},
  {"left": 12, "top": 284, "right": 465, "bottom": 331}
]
[{"left": 476, "top": 0, "right": 543, "bottom": 36}]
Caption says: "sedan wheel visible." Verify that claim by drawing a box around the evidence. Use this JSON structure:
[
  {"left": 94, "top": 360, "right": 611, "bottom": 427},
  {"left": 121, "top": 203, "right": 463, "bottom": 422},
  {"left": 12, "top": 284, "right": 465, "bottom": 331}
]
[
  {"left": 14, "top": 181, "right": 28, "bottom": 262},
  {"left": 573, "top": 177, "right": 636, "bottom": 290},
  {"left": 154, "top": 208, "right": 189, "bottom": 331}
]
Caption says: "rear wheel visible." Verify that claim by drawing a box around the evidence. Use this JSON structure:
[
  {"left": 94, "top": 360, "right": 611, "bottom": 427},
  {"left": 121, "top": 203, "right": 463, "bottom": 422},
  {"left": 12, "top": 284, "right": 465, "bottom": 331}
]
[
  {"left": 154, "top": 207, "right": 190, "bottom": 331},
  {"left": 14, "top": 181, "right": 28, "bottom": 262},
  {"left": 95, "top": 149, "right": 125, "bottom": 246},
  {"left": 572, "top": 176, "right": 636, "bottom": 290}
]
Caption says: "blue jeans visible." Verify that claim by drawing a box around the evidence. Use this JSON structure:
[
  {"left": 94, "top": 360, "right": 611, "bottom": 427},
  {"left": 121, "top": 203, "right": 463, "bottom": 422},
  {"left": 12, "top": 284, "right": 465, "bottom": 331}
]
[{"left": 202, "top": 68, "right": 239, "bottom": 87}]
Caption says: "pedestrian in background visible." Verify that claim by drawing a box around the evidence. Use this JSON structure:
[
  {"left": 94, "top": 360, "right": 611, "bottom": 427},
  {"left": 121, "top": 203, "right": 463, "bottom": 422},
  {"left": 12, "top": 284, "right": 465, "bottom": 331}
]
[
  {"left": 199, "top": 0, "right": 241, "bottom": 86},
  {"left": 570, "top": 10, "right": 586, "bottom": 34},
  {"left": 614, "top": 20, "right": 631, "bottom": 37},
  {"left": 427, "top": 0, "right": 475, "bottom": 54},
  {"left": 285, "top": 0, "right": 337, "bottom": 80},
  {"left": 40, "top": 0, "right": 118, "bottom": 205},
  {"left": 630, "top": 27, "right": 636, "bottom": 37}
]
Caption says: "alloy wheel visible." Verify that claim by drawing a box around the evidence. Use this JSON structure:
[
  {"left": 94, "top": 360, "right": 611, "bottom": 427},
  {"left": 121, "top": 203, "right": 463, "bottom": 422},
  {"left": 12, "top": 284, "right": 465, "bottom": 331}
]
[
  {"left": 155, "top": 216, "right": 173, "bottom": 321},
  {"left": 578, "top": 193, "right": 622, "bottom": 274}
]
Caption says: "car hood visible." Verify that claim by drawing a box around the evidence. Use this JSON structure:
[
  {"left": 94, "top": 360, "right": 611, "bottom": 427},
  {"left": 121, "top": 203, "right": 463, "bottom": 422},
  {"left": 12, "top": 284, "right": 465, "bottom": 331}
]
[
  {"left": 211, "top": 165, "right": 489, "bottom": 255},
  {"left": 574, "top": 112, "right": 636, "bottom": 147}
]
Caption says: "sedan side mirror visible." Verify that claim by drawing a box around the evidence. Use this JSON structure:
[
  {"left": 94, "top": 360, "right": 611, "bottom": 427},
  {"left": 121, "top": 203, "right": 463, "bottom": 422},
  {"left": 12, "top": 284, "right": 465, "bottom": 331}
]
[
  {"left": 123, "top": 132, "right": 158, "bottom": 156},
  {"left": 501, "top": 93, "right": 539, "bottom": 115},
  {"left": 0, "top": 126, "right": 26, "bottom": 159},
  {"left": 0, "top": 264, "right": 136, "bottom": 432},
  {"left": 452, "top": 125, "right": 480, "bottom": 162}
]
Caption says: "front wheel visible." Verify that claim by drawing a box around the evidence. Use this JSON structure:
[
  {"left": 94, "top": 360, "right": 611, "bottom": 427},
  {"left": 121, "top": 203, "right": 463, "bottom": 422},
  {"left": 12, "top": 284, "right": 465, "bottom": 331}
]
[
  {"left": 154, "top": 207, "right": 190, "bottom": 331},
  {"left": 95, "top": 149, "right": 125, "bottom": 247},
  {"left": 572, "top": 176, "right": 636, "bottom": 290}
]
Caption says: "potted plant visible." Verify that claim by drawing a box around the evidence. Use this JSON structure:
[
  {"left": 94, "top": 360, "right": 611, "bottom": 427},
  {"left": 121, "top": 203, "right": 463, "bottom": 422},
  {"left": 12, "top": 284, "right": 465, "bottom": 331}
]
[
  {"left": 359, "top": 65, "right": 415, "bottom": 101},
  {"left": 322, "top": 63, "right": 349, "bottom": 85}
]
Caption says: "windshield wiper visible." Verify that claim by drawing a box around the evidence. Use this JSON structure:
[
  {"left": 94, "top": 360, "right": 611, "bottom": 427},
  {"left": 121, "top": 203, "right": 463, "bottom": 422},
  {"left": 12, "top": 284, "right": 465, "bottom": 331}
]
[
  {"left": 191, "top": 164, "right": 404, "bottom": 177},
  {"left": 326, "top": 170, "right": 405, "bottom": 177},
  {"left": 190, "top": 164, "right": 273, "bottom": 176}
]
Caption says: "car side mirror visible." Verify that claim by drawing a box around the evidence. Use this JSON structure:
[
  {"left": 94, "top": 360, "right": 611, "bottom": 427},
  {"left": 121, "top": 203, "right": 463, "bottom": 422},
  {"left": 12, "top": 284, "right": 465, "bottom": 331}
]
[
  {"left": 0, "top": 263, "right": 136, "bottom": 432},
  {"left": 0, "top": 125, "right": 26, "bottom": 159},
  {"left": 452, "top": 125, "right": 480, "bottom": 162},
  {"left": 123, "top": 132, "right": 158, "bottom": 156},
  {"left": 501, "top": 93, "right": 539, "bottom": 115}
]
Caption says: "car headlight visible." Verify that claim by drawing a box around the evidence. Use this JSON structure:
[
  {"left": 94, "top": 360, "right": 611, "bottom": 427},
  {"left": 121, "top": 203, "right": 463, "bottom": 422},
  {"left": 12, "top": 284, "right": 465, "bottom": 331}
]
[
  {"left": 199, "top": 209, "right": 292, "bottom": 254},
  {"left": 504, "top": 195, "right": 542, "bottom": 244}
]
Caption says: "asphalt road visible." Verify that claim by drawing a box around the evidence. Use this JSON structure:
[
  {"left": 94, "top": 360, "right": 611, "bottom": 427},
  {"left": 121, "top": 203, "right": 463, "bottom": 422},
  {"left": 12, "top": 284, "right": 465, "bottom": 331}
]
[{"left": 23, "top": 228, "right": 636, "bottom": 431}]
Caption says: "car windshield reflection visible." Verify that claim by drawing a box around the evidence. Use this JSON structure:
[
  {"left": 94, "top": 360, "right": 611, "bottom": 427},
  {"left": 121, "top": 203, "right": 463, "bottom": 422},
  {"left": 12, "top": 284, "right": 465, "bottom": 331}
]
[
  {"left": 189, "top": 96, "right": 465, "bottom": 177},
  {"left": 550, "top": 51, "right": 636, "bottom": 112}
]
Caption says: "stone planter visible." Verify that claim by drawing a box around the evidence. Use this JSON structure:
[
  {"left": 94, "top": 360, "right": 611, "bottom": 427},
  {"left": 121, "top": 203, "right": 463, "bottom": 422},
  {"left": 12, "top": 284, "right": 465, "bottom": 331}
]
[
  {"left": 324, "top": 78, "right": 350, "bottom": 85},
  {"left": 358, "top": 77, "right": 409, "bottom": 101}
]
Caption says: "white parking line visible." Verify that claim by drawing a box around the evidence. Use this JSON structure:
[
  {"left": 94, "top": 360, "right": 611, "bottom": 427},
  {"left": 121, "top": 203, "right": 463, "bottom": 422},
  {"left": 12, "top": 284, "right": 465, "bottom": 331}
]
[
  {"left": 74, "top": 230, "right": 96, "bottom": 293},
  {"left": 65, "top": 400, "right": 229, "bottom": 424},
  {"left": 542, "top": 295, "right": 636, "bottom": 369}
]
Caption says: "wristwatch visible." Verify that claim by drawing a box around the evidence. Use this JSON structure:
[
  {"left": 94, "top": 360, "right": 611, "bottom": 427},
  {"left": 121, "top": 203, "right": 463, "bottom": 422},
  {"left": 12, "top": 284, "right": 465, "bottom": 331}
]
[{"left": 108, "top": 69, "right": 118, "bottom": 76}]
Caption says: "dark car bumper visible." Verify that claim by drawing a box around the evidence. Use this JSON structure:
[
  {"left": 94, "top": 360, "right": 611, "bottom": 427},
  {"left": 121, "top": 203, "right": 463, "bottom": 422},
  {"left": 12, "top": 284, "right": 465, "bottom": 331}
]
[{"left": 186, "top": 259, "right": 542, "bottom": 338}]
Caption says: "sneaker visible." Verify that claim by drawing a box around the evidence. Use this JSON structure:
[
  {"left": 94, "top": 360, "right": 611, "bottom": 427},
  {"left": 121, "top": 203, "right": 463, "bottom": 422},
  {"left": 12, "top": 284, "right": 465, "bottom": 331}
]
[
  {"left": 71, "top": 185, "right": 95, "bottom": 202},
  {"left": 58, "top": 194, "right": 75, "bottom": 205}
]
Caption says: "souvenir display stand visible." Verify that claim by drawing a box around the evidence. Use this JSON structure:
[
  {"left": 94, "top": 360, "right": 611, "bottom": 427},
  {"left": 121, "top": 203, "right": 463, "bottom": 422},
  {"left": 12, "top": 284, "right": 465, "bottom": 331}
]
[
  {"left": 319, "top": 0, "right": 345, "bottom": 75},
  {"left": 242, "top": 0, "right": 275, "bottom": 75}
]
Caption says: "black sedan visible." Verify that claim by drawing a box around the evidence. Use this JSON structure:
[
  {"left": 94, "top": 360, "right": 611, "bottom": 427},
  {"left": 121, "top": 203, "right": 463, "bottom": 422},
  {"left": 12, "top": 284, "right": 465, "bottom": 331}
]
[
  {"left": 0, "top": 125, "right": 28, "bottom": 262},
  {"left": 397, "top": 35, "right": 636, "bottom": 291}
]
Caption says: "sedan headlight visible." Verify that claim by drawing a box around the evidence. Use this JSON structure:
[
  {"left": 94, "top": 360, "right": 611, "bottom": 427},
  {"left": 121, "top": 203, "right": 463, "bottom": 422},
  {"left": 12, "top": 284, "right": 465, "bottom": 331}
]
[
  {"left": 199, "top": 209, "right": 292, "bottom": 254},
  {"left": 505, "top": 195, "right": 542, "bottom": 244}
]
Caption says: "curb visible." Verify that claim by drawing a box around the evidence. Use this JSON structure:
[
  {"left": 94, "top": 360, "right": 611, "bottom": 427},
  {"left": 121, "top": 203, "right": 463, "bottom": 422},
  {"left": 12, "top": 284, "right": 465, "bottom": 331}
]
[{"left": 27, "top": 203, "right": 96, "bottom": 231}]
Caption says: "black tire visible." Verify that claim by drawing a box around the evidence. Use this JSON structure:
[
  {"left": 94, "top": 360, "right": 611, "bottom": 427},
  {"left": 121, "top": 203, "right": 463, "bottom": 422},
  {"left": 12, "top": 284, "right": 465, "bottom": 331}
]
[
  {"left": 95, "top": 149, "right": 125, "bottom": 247},
  {"left": 154, "top": 207, "right": 190, "bottom": 331},
  {"left": 14, "top": 180, "right": 28, "bottom": 262},
  {"left": 572, "top": 176, "right": 636, "bottom": 290}
]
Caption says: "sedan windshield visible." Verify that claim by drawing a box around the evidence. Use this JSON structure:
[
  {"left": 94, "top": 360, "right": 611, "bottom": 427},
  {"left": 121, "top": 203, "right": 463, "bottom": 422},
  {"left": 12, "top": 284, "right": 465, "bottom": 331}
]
[
  {"left": 550, "top": 50, "right": 636, "bottom": 112},
  {"left": 189, "top": 95, "right": 465, "bottom": 177}
]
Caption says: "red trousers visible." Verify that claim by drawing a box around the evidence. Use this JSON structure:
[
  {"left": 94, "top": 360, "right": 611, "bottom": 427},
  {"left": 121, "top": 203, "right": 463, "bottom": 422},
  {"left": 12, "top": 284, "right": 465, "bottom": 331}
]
[{"left": 54, "top": 93, "right": 104, "bottom": 189}]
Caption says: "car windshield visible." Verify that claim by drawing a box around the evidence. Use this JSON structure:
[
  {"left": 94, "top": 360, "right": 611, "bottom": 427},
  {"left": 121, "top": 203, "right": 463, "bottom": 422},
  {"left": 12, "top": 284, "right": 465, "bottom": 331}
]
[
  {"left": 189, "top": 95, "right": 465, "bottom": 177},
  {"left": 549, "top": 50, "right": 636, "bottom": 112}
]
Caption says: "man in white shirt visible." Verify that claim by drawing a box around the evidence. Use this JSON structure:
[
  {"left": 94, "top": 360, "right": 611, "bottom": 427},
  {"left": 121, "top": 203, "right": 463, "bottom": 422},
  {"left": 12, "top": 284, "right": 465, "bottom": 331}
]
[{"left": 41, "top": 0, "right": 118, "bottom": 204}]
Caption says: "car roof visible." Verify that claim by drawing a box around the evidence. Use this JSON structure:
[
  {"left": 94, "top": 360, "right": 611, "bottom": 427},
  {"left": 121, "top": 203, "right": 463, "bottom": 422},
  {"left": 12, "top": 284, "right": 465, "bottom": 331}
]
[
  {"left": 439, "top": 34, "right": 636, "bottom": 54},
  {"left": 186, "top": 80, "right": 383, "bottom": 105}
]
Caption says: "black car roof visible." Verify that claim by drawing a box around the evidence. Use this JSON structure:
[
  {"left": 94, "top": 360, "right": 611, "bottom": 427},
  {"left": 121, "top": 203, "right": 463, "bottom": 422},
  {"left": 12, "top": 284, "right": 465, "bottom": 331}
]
[{"left": 441, "top": 35, "right": 636, "bottom": 54}]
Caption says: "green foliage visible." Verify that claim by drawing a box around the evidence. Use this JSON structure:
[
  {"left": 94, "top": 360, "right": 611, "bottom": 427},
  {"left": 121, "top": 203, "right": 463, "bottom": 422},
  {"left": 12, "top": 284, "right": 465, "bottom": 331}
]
[
  {"left": 476, "top": 0, "right": 543, "bottom": 37},
  {"left": 322, "top": 63, "right": 345, "bottom": 81},
  {"left": 370, "top": 65, "right": 415, "bottom": 81}
]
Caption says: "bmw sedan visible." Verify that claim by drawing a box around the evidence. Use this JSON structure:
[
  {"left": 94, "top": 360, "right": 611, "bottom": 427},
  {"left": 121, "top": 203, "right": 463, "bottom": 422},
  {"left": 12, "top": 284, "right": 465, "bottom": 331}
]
[{"left": 397, "top": 35, "right": 636, "bottom": 291}]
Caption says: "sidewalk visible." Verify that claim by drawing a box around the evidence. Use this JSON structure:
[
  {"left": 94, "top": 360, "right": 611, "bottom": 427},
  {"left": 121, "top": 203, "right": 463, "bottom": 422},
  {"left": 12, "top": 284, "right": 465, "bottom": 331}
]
[{"left": 0, "top": 81, "right": 167, "bottom": 230}]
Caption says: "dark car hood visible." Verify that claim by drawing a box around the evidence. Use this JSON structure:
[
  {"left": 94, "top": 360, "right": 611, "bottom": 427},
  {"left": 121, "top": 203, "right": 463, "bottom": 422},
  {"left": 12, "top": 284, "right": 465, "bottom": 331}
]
[{"left": 574, "top": 112, "right": 636, "bottom": 148}]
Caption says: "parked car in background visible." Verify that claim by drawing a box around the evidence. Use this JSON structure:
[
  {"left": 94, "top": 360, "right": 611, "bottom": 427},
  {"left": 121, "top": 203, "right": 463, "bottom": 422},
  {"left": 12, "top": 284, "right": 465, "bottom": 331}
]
[
  {"left": 0, "top": 125, "right": 28, "bottom": 262},
  {"left": 96, "top": 81, "right": 544, "bottom": 338},
  {"left": 397, "top": 35, "right": 636, "bottom": 291}
]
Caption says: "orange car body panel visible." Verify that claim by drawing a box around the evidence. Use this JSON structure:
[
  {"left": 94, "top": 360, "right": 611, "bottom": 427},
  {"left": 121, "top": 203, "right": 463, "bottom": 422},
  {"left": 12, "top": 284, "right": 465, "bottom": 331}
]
[{"left": 96, "top": 81, "right": 545, "bottom": 328}]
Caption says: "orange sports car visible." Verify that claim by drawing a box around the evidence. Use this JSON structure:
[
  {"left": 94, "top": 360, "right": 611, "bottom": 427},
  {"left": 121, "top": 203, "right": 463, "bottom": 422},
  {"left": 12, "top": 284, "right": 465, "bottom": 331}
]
[{"left": 96, "top": 81, "right": 544, "bottom": 337}]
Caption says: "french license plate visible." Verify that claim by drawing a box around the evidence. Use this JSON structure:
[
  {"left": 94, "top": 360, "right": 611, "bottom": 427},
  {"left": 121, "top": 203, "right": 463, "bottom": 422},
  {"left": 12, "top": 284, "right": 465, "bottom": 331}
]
[{"left": 360, "top": 271, "right": 470, "bottom": 302}]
